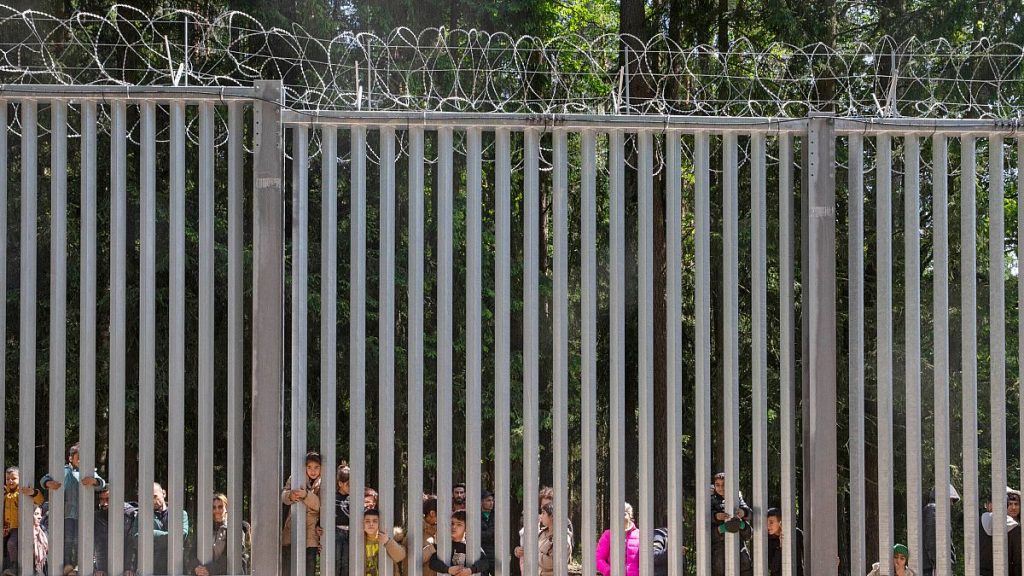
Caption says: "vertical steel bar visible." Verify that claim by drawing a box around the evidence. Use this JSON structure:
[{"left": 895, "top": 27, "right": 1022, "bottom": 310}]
[
  {"left": 227, "top": 100, "right": 245, "bottom": 576},
  {"left": 722, "top": 132, "right": 740, "bottom": 576},
  {"left": 349, "top": 125, "right": 367, "bottom": 576},
  {"left": 251, "top": 79, "right": 285, "bottom": 573},
  {"left": 637, "top": 130, "right": 655, "bottom": 576},
  {"left": 847, "top": 133, "right": 866, "bottom": 576},
  {"left": 694, "top": 132, "right": 712, "bottom": 576},
  {"left": 803, "top": 116, "right": 838, "bottom": 574},
  {"left": 553, "top": 128, "right": 570, "bottom": 576},
  {"left": 198, "top": 101, "right": 216, "bottom": 566},
  {"left": 580, "top": 129, "right": 598, "bottom": 576},
  {"left": 108, "top": 100, "right": 127, "bottom": 576},
  {"left": 169, "top": 99, "right": 186, "bottom": 576},
  {"left": 1018, "top": 135, "right": 1024, "bottom": 576},
  {"left": 466, "top": 127, "right": 483, "bottom": 568},
  {"left": 47, "top": 100, "right": 67, "bottom": 576},
  {"left": 407, "top": 126, "right": 425, "bottom": 576},
  {"left": 904, "top": 136, "right": 924, "bottom": 568},
  {"left": 523, "top": 127, "right": 541, "bottom": 575},
  {"left": 961, "top": 136, "right": 980, "bottom": 576},
  {"left": 989, "top": 134, "right": 1008, "bottom": 575},
  {"left": 0, "top": 101, "right": 5, "bottom": 576},
  {"left": 291, "top": 125, "right": 310, "bottom": 576},
  {"left": 750, "top": 132, "right": 768, "bottom": 576},
  {"left": 137, "top": 100, "right": 157, "bottom": 576},
  {"left": 609, "top": 129, "right": 626, "bottom": 576},
  {"left": 436, "top": 126, "right": 454, "bottom": 564},
  {"left": 877, "top": 133, "right": 895, "bottom": 573},
  {"left": 320, "top": 125, "right": 338, "bottom": 576},
  {"left": 933, "top": 135, "right": 952, "bottom": 576},
  {"left": 665, "top": 131, "right": 684, "bottom": 576},
  {"left": 19, "top": 99, "right": 38, "bottom": 576},
  {"left": 779, "top": 134, "right": 797, "bottom": 576},
  {"left": 379, "top": 126, "right": 397, "bottom": 576},
  {"left": 494, "top": 127, "right": 512, "bottom": 576},
  {"left": 77, "top": 100, "right": 98, "bottom": 576}
]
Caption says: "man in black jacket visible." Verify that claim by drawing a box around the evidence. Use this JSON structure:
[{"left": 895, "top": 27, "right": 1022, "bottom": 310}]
[
  {"left": 766, "top": 508, "right": 802, "bottom": 576},
  {"left": 652, "top": 528, "right": 686, "bottom": 576},
  {"left": 480, "top": 490, "right": 495, "bottom": 576},
  {"left": 922, "top": 484, "right": 960, "bottom": 575}
]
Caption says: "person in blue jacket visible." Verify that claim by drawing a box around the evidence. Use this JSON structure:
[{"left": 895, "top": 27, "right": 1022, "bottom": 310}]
[{"left": 39, "top": 442, "right": 106, "bottom": 573}]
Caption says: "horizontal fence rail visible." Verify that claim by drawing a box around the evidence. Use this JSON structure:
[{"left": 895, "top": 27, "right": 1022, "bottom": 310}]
[{"left": 3, "top": 82, "right": 1024, "bottom": 576}]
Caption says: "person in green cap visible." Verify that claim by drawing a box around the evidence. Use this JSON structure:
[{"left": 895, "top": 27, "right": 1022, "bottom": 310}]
[{"left": 868, "top": 544, "right": 916, "bottom": 576}]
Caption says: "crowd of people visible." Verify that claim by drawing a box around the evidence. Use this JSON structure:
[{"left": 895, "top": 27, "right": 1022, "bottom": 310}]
[{"left": 2, "top": 443, "right": 1019, "bottom": 576}]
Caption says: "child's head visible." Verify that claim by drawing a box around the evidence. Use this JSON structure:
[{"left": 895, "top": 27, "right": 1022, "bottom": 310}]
[
  {"left": 68, "top": 443, "right": 80, "bottom": 468},
  {"left": 5, "top": 467, "right": 19, "bottom": 489},
  {"left": 540, "top": 502, "right": 554, "bottom": 530},
  {"left": 213, "top": 493, "right": 228, "bottom": 523},
  {"left": 364, "top": 487, "right": 379, "bottom": 510},
  {"left": 337, "top": 464, "right": 351, "bottom": 494},
  {"left": 450, "top": 510, "right": 467, "bottom": 541},
  {"left": 32, "top": 506, "right": 42, "bottom": 527},
  {"left": 766, "top": 508, "right": 782, "bottom": 536},
  {"left": 538, "top": 486, "right": 554, "bottom": 510},
  {"left": 893, "top": 544, "right": 909, "bottom": 570},
  {"left": 423, "top": 496, "right": 438, "bottom": 525},
  {"left": 364, "top": 507, "right": 380, "bottom": 536},
  {"left": 305, "top": 452, "right": 321, "bottom": 481},
  {"left": 713, "top": 473, "right": 726, "bottom": 497}
]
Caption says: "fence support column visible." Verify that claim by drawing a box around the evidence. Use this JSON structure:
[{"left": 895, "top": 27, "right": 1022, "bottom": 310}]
[
  {"left": 801, "top": 114, "right": 838, "bottom": 573},
  {"left": 252, "top": 79, "right": 284, "bottom": 574}
]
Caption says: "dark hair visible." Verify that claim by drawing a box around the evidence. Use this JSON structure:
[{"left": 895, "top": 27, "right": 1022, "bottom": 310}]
[
  {"left": 713, "top": 472, "right": 726, "bottom": 481},
  {"left": 541, "top": 503, "right": 554, "bottom": 516},
  {"left": 337, "top": 465, "right": 351, "bottom": 483},
  {"left": 452, "top": 509, "right": 467, "bottom": 522},
  {"left": 454, "top": 482, "right": 466, "bottom": 491},
  {"left": 305, "top": 451, "right": 321, "bottom": 464},
  {"left": 766, "top": 508, "right": 781, "bottom": 520},
  {"left": 423, "top": 496, "right": 438, "bottom": 516},
  {"left": 365, "top": 508, "right": 380, "bottom": 518}
]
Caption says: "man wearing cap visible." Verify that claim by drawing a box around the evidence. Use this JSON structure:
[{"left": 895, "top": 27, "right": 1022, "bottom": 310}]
[
  {"left": 869, "top": 543, "right": 916, "bottom": 576},
  {"left": 979, "top": 487, "right": 1022, "bottom": 576},
  {"left": 922, "top": 483, "right": 960, "bottom": 575}
]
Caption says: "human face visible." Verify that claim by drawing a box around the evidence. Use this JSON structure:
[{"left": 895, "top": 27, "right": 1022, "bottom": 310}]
[
  {"left": 306, "top": 461, "right": 321, "bottom": 482},
  {"left": 213, "top": 498, "right": 227, "bottom": 523},
  {"left": 338, "top": 480, "right": 350, "bottom": 496},
  {"left": 153, "top": 484, "right": 167, "bottom": 512},
  {"left": 482, "top": 495, "right": 495, "bottom": 512},
  {"left": 1010, "top": 496, "right": 1021, "bottom": 520},
  {"left": 32, "top": 507, "right": 42, "bottom": 527},
  {"left": 98, "top": 490, "right": 110, "bottom": 511},
  {"left": 894, "top": 553, "right": 908, "bottom": 571},
  {"left": 540, "top": 511, "right": 553, "bottom": 530},
  {"left": 5, "top": 471, "right": 18, "bottom": 490},
  {"left": 451, "top": 517, "right": 466, "bottom": 541},
  {"left": 713, "top": 477, "right": 725, "bottom": 497},
  {"left": 767, "top": 516, "right": 782, "bottom": 537},
  {"left": 69, "top": 452, "right": 80, "bottom": 470},
  {"left": 453, "top": 486, "right": 466, "bottom": 503},
  {"left": 364, "top": 514, "right": 380, "bottom": 537}
]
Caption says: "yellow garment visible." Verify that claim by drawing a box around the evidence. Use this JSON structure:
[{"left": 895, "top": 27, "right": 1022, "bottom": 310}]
[
  {"left": 365, "top": 541, "right": 380, "bottom": 576},
  {"left": 4, "top": 486, "right": 43, "bottom": 531}
]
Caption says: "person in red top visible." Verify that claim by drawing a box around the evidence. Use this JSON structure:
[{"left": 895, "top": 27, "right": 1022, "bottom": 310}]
[{"left": 594, "top": 503, "right": 639, "bottom": 576}]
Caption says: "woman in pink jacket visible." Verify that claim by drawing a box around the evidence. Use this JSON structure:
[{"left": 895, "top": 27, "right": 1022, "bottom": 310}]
[{"left": 595, "top": 503, "right": 640, "bottom": 576}]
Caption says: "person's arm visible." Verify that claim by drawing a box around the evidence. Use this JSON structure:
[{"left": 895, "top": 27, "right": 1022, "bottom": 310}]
[
  {"left": 469, "top": 549, "right": 488, "bottom": 574},
  {"left": 595, "top": 530, "right": 612, "bottom": 576},
  {"left": 40, "top": 470, "right": 58, "bottom": 491},
  {"left": 90, "top": 471, "right": 107, "bottom": 491},
  {"left": 651, "top": 531, "right": 668, "bottom": 572},
  {"left": 303, "top": 488, "right": 320, "bottom": 512},
  {"left": 383, "top": 536, "right": 406, "bottom": 563},
  {"left": 427, "top": 549, "right": 450, "bottom": 574},
  {"left": 281, "top": 488, "right": 293, "bottom": 506}
]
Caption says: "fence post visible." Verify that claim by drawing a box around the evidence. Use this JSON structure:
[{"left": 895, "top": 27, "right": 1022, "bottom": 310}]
[
  {"left": 252, "top": 79, "right": 285, "bottom": 575},
  {"left": 801, "top": 114, "right": 838, "bottom": 573}
]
